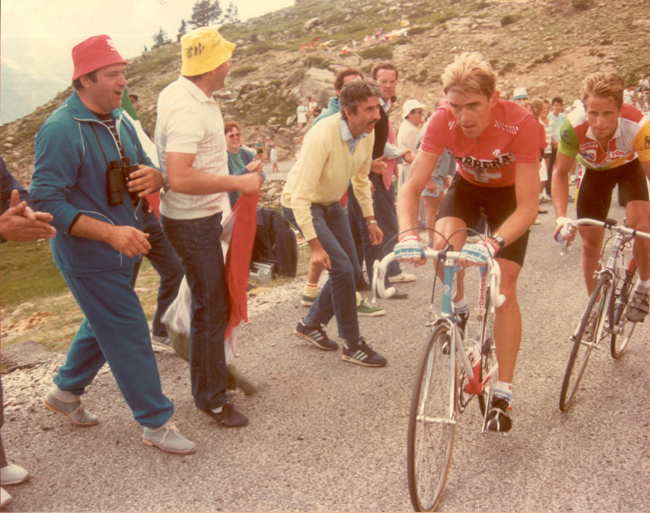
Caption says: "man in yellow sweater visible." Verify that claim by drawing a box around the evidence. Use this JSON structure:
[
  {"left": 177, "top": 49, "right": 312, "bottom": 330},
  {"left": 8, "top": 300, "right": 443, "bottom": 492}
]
[{"left": 281, "top": 80, "right": 387, "bottom": 367}]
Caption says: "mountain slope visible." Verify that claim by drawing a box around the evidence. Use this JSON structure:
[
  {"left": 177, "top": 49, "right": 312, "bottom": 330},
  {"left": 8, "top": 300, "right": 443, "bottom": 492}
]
[{"left": 2, "top": 0, "right": 649, "bottom": 185}]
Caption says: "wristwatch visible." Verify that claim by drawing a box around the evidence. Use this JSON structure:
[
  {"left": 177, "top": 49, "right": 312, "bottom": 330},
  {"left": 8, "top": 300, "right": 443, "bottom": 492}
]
[{"left": 490, "top": 234, "right": 505, "bottom": 250}]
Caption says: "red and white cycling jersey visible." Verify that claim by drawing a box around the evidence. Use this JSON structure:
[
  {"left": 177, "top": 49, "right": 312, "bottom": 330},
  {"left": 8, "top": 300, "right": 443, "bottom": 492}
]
[
  {"left": 421, "top": 100, "right": 540, "bottom": 187},
  {"left": 558, "top": 103, "right": 650, "bottom": 170}
]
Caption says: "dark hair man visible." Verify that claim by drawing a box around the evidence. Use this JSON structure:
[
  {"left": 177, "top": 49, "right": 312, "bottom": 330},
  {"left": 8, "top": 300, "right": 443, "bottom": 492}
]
[
  {"left": 29, "top": 35, "right": 195, "bottom": 454},
  {"left": 282, "top": 79, "right": 387, "bottom": 367}
]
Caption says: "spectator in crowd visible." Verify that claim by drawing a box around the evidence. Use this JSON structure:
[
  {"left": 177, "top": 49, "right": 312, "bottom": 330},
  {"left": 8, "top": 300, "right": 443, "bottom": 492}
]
[
  {"left": 296, "top": 100, "right": 308, "bottom": 129},
  {"left": 624, "top": 84, "right": 636, "bottom": 104},
  {"left": 548, "top": 96, "right": 567, "bottom": 194},
  {"left": 512, "top": 87, "right": 529, "bottom": 104},
  {"left": 523, "top": 99, "right": 549, "bottom": 223},
  {"left": 270, "top": 144, "right": 279, "bottom": 173},
  {"left": 29, "top": 35, "right": 195, "bottom": 455},
  {"left": 397, "top": 99, "right": 425, "bottom": 192},
  {"left": 540, "top": 99, "right": 554, "bottom": 203},
  {"left": 1, "top": 157, "right": 56, "bottom": 508},
  {"left": 254, "top": 137, "right": 264, "bottom": 161},
  {"left": 265, "top": 136, "right": 273, "bottom": 163},
  {"left": 638, "top": 73, "right": 649, "bottom": 93},
  {"left": 308, "top": 97, "right": 319, "bottom": 117},
  {"left": 225, "top": 121, "right": 264, "bottom": 208},
  {"left": 291, "top": 67, "right": 384, "bottom": 317},
  {"left": 155, "top": 27, "right": 263, "bottom": 428},
  {"left": 123, "top": 91, "right": 185, "bottom": 349},
  {"left": 368, "top": 62, "right": 415, "bottom": 295},
  {"left": 283, "top": 79, "right": 387, "bottom": 366}
]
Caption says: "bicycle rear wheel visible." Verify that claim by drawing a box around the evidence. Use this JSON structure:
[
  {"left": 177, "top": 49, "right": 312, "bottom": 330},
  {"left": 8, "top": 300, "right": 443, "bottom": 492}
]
[
  {"left": 559, "top": 277, "right": 610, "bottom": 411},
  {"left": 407, "top": 324, "right": 457, "bottom": 512},
  {"left": 610, "top": 271, "right": 637, "bottom": 358}
]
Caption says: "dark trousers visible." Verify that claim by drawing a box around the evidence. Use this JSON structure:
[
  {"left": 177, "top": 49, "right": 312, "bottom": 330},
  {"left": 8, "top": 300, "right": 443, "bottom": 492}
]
[
  {"left": 133, "top": 210, "right": 184, "bottom": 338},
  {"left": 161, "top": 213, "right": 229, "bottom": 411},
  {"left": 301, "top": 202, "right": 362, "bottom": 342},
  {"left": 346, "top": 182, "right": 374, "bottom": 285},
  {"left": 368, "top": 174, "right": 402, "bottom": 283}
]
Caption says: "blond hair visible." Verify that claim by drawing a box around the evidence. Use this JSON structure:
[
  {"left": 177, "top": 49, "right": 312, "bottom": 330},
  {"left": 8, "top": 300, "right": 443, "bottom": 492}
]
[
  {"left": 529, "top": 98, "right": 544, "bottom": 119},
  {"left": 582, "top": 72, "right": 624, "bottom": 108},
  {"left": 442, "top": 52, "right": 497, "bottom": 99}
]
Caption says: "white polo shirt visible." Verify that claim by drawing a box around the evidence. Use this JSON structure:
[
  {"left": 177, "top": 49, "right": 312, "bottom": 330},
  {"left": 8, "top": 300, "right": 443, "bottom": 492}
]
[{"left": 155, "top": 76, "right": 229, "bottom": 220}]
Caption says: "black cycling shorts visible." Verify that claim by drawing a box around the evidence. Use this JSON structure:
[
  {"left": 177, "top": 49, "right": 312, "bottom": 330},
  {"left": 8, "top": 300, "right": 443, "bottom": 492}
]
[
  {"left": 577, "top": 159, "right": 649, "bottom": 221},
  {"left": 437, "top": 174, "right": 530, "bottom": 266}
]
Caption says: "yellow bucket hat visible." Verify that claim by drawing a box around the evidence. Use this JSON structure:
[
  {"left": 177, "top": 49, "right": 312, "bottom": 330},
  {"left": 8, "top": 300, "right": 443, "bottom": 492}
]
[{"left": 181, "top": 27, "right": 236, "bottom": 76}]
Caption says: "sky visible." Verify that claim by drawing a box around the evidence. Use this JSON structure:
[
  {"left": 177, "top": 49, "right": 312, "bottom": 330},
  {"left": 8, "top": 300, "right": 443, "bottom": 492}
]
[{"left": 1, "top": 0, "right": 294, "bottom": 84}]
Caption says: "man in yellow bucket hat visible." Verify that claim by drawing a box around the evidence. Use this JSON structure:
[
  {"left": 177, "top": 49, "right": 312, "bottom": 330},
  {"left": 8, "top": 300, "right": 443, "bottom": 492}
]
[{"left": 155, "top": 28, "right": 263, "bottom": 427}]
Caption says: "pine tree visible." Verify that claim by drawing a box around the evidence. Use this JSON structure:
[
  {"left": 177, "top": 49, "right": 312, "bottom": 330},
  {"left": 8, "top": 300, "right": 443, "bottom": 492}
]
[
  {"left": 177, "top": 20, "right": 187, "bottom": 42},
  {"left": 152, "top": 27, "right": 171, "bottom": 49},
  {"left": 189, "top": 0, "right": 222, "bottom": 28},
  {"left": 223, "top": 2, "right": 240, "bottom": 25}
]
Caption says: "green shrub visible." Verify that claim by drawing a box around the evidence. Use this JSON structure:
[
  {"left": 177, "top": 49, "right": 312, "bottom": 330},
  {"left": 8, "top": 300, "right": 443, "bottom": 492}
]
[
  {"left": 394, "top": 37, "right": 409, "bottom": 45},
  {"left": 304, "top": 56, "right": 333, "bottom": 70},
  {"left": 230, "top": 64, "right": 258, "bottom": 78},
  {"left": 359, "top": 45, "right": 393, "bottom": 60},
  {"left": 571, "top": 0, "right": 592, "bottom": 10},
  {"left": 408, "top": 26, "right": 430, "bottom": 36},
  {"left": 501, "top": 15, "right": 517, "bottom": 27}
]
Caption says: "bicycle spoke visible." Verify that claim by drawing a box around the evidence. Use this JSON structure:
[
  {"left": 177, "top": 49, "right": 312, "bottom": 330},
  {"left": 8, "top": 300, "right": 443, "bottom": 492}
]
[
  {"left": 407, "top": 325, "right": 456, "bottom": 512},
  {"left": 560, "top": 278, "right": 609, "bottom": 411}
]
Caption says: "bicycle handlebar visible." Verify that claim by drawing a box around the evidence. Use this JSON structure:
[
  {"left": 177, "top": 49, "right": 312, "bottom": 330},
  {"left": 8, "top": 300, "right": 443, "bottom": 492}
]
[
  {"left": 563, "top": 218, "right": 650, "bottom": 240},
  {"left": 372, "top": 249, "right": 506, "bottom": 311}
]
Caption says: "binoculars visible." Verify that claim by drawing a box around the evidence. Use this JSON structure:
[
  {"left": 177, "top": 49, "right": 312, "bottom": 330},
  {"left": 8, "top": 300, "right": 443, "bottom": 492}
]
[{"left": 106, "top": 157, "right": 139, "bottom": 206}]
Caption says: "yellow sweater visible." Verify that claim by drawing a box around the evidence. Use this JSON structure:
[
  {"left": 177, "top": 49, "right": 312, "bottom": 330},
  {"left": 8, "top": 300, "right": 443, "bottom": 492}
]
[{"left": 281, "top": 113, "right": 375, "bottom": 241}]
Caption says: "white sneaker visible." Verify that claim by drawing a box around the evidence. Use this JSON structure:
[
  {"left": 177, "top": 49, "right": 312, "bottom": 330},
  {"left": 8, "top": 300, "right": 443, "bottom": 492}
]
[
  {"left": 388, "top": 271, "right": 416, "bottom": 283},
  {"left": 1, "top": 488, "right": 12, "bottom": 509},
  {"left": 1, "top": 464, "right": 29, "bottom": 486}
]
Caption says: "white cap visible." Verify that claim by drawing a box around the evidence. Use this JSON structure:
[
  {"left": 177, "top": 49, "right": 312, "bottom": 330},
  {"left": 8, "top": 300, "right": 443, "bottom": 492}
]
[
  {"left": 402, "top": 99, "right": 425, "bottom": 119},
  {"left": 513, "top": 87, "right": 528, "bottom": 100},
  {"left": 572, "top": 99, "right": 583, "bottom": 109}
]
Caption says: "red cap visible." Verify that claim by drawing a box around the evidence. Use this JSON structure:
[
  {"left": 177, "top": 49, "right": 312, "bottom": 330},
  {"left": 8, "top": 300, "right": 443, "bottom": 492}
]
[{"left": 72, "top": 35, "right": 127, "bottom": 80}]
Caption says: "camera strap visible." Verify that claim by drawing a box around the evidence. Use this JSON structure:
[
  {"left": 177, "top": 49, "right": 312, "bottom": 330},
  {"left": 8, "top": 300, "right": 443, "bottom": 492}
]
[{"left": 90, "top": 124, "right": 110, "bottom": 170}]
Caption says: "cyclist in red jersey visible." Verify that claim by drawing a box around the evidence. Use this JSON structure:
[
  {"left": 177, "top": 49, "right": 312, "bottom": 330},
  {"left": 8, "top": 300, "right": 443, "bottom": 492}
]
[
  {"left": 395, "top": 52, "right": 540, "bottom": 433},
  {"left": 552, "top": 72, "right": 650, "bottom": 323}
]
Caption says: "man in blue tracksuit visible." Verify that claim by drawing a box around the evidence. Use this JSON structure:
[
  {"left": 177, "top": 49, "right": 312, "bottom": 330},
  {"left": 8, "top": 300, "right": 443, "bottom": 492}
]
[{"left": 29, "top": 34, "right": 195, "bottom": 455}]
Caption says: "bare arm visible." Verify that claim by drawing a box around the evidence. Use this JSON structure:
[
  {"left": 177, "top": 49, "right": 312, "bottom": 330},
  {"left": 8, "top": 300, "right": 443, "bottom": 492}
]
[
  {"left": 166, "top": 152, "right": 263, "bottom": 196},
  {"left": 397, "top": 150, "right": 440, "bottom": 239},
  {"left": 551, "top": 152, "right": 576, "bottom": 218},
  {"left": 70, "top": 214, "right": 150, "bottom": 258},
  {"left": 495, "top": 162, "right": 540, "bottom": 246}
]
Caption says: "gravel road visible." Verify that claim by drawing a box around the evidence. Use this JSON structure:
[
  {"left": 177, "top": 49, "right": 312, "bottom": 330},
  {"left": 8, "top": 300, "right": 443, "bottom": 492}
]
[{"left": 3, "top": 197, "right": 649, "bottom": 512}]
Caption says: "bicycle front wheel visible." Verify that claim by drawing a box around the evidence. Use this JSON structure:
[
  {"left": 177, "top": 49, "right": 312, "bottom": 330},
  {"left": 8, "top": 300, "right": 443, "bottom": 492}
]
[
  {"left": 610, "top": 271, "right": 637, "bottom": 358},
  {"left": 407, "top": 324, "right": 457, "bottom": 512},
  {"left": 478, "top": 289, "right": 497, "bottom": 416},
  {"left": 559, "top": 277, "right": 610, "bottom": 411}
]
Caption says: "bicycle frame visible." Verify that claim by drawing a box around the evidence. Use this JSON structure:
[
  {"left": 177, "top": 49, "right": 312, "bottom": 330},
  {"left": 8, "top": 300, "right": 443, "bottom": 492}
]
[
  {"left": 567, "top": 219, "right": 644, "bottom": 341},
  {"left": 373, "top": 248, "right": 504, "bottom": 413}
]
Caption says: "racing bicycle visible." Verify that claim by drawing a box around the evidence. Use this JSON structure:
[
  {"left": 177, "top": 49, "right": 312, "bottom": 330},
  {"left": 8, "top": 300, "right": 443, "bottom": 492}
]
[
  {"left": 373, "top": 244, "right": 504, "bottom": 512},
  {"left": 559, "top": 218, "right": 650, "bottom": 411}
]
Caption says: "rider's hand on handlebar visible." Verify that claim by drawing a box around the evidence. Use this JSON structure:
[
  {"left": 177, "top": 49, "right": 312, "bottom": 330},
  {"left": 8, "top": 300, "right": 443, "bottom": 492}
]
[
  {"left": 395, "top": 236, "right": 425, "bottom": 263},
  {"left": 459, "top": 241, "right": 495, "bottom": 268},
  {"left": 554, "top": 216, "right": 577, "bottom": 245}
]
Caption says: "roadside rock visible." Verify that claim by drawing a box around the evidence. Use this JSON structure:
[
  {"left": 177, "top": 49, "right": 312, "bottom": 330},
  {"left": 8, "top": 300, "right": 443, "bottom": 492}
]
[
  {"left": 298, "top": 68, "right": 336, "bottom": 106},
  {"left": 1, "top": 340, "right": 54, "bottom": 370}
]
